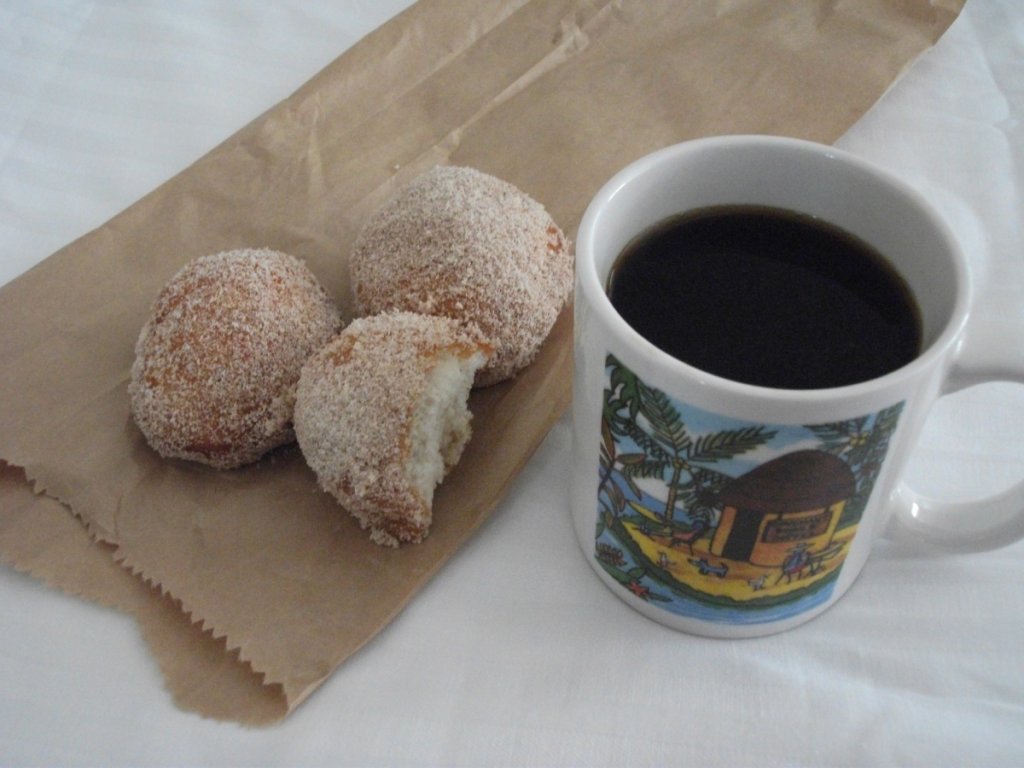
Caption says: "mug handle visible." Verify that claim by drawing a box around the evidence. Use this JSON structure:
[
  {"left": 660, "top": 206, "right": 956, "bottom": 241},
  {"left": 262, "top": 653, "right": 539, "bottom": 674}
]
[{"left": 889, "top": 299, "right": 1024, "bottom": 552}]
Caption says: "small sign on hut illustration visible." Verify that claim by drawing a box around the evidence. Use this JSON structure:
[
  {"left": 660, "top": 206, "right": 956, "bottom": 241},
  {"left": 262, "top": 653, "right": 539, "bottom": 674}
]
[{"left": 709, "top": 450, "right": 856, "bottom": 567}]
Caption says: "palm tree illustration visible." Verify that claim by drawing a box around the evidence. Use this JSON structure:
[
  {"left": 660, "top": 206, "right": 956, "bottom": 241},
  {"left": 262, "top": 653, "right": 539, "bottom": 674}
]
[
  {"left": 804, "top": 403, "right": 903, "bottom": 527},
  {"left": 601, "top": 355, "right": 775, "bottom": 531}
]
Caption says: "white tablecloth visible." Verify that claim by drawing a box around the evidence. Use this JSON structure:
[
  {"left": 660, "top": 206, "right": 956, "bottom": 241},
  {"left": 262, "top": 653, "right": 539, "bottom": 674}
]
[{"left": 2, "top": 2, "right": 1022, "bottom": 765}]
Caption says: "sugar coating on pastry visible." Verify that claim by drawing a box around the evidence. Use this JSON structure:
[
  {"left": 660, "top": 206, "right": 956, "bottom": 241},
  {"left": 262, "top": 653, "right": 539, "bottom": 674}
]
[
  {"left": 350, "top": 165, "right": 572, "bottom": 387},
  {"left": 129, "top": 248, "right": 343, "bottom": 469},
  {"left": 294, "top": 311, "right": 492, "bottom": 547}
]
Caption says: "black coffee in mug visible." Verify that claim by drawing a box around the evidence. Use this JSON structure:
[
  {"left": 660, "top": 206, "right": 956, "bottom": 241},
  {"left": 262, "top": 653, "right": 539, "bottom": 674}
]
[{"left": 607, "top": 205, "right": 922, "bottom": 389}]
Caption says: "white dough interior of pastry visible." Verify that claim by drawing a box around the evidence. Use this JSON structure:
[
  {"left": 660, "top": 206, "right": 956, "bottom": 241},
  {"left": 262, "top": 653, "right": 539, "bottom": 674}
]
[{"left": 406, "top": 349, "right": 488, "bottom": 505}]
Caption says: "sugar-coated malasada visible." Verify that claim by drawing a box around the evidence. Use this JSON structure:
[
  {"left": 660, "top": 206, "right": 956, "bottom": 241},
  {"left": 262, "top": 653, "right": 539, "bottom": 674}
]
[
  {"left": 130, "top": 248, "right": 343, "bottom": 469},
  {"left": 350, "top": 165, "right": 573, "bottom": 387},
  {"left": 294, "top": 311, "right": 491, "bottom": 547}
]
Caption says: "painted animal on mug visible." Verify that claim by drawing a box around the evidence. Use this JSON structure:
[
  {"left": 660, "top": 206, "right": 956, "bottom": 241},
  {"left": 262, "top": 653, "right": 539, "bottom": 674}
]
[{"left": 688, "top": 557, "right": 729, "bottom": 578}]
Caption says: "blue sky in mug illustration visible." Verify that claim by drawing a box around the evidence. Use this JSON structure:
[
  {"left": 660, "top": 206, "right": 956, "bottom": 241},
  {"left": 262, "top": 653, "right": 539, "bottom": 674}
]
[{"left": 625, "top": 399, "right": 830, "bottom": 481}]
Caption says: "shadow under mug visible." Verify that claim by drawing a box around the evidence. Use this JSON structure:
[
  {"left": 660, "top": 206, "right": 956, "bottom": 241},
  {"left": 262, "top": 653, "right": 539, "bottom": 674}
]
[{"left": 570, "top": 135, "right": 1024, "bottom": 638}]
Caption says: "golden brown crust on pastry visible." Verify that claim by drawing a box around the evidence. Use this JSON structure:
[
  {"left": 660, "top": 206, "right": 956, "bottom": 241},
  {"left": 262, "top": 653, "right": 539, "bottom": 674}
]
[
  {"left": 350, "top": 166, "right": 572, "bottom": 387},
  {"left": 129, "top": 247, "right": 342, "bottom": 469},
  {"left": 294, "top": 311, "right": 491, "bottom": 546}
]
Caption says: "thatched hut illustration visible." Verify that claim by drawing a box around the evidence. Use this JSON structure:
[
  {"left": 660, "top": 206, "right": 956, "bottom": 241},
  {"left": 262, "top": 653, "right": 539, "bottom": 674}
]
[{"left": 709, "top": 450, "right": 856, "bottom": 567}]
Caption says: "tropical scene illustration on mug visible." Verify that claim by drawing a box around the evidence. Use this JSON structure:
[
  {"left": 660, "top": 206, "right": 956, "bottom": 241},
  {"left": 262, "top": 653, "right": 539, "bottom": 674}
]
[{"left": 595, "top": 354, "right": 904, "bottom": 624}]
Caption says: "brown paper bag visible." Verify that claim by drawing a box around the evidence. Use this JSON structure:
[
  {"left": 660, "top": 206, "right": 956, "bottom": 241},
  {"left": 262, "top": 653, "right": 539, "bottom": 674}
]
[
  {"left": 0, "top": 463, "right": 289, "bottom": 724},
  {"left": 0, "top": 0, "right": 963, "bottom": 723}
]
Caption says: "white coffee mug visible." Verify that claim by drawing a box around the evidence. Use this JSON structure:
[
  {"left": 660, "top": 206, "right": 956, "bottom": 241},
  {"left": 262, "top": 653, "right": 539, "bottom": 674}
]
[{"left": 570, "top": 135, "right": 1024, "bottom": 638}]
